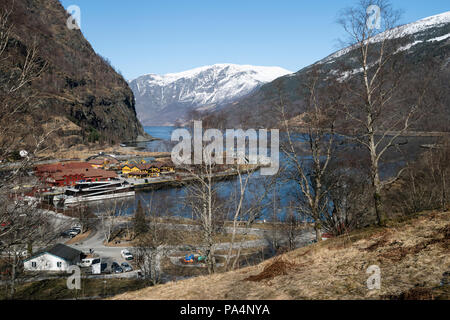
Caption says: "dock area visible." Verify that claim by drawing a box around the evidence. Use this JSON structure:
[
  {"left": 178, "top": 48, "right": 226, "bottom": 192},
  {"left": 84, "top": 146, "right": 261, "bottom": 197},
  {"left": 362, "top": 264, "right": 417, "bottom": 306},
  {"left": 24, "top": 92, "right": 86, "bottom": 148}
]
[{"left": 126, "top": 167, "right": 259, "bottom": 191}]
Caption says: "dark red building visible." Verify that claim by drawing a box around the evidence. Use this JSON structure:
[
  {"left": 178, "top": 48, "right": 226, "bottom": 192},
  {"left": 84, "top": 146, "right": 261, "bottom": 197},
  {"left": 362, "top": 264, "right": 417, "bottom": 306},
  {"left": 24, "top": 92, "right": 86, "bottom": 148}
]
[{"left": 35, "top": 162, "right": 117, "bottom": 187}]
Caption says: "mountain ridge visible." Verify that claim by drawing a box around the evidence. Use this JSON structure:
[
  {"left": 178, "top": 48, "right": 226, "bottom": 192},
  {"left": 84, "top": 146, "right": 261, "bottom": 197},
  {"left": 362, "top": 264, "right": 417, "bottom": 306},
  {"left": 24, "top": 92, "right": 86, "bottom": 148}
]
[
  {"left": 207, "top": 12, "right": 450, "bottom": 131},
  {"left": 130, "top": 64, "right": 292, "bottom": 126},
  {"left": 0, "top": 0, "right": 147, "bottom": 148}
]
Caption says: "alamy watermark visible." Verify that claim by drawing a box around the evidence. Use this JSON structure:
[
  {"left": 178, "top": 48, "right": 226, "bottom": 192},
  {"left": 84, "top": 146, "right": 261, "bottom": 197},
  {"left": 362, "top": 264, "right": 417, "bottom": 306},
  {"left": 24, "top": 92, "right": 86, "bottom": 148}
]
[
  {"left": 66, "top": 5, "right": 81, "bottom": 30},
  {"left": 366, "top": 265, "right": 381, "bottom": 290},
  {"left": 67, "top": 265, "right": 81, "bottom": 290},
  {"left": 171, "top": 121, "right": 280, "bottom": 176},
  {"left": 366, "top": 5, "right": 381, "bottom": 30}
]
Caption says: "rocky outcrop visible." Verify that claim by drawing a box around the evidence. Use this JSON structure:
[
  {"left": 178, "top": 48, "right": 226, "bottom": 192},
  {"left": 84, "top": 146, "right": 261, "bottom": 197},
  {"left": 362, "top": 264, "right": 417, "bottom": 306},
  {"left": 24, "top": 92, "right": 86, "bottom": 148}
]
[{"left": 1, "top": 0, "right": 147, "bottom": 146}]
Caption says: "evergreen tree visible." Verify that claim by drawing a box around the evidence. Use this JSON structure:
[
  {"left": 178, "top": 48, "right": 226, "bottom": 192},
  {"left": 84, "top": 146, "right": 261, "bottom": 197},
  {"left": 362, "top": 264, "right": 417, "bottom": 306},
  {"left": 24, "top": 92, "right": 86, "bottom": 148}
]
[{"left": 134, "top": 200, "right": 148, "bottom": 237}]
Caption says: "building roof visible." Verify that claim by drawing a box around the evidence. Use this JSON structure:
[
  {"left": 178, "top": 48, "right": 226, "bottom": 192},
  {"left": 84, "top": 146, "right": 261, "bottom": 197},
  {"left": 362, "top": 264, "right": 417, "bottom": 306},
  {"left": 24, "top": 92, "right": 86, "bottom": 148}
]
[
  {"left": 35, "top": 162, "right": 92, "bottom": 173},
  {"left": 159, "top": 160, "right": 175, "bottom": 167},
  {"left": 137, "top": 163, "right": 155, "bottom": 170},
  {"left": 88, "top": 159, "right": 105, "bottom": 165},
  {"left": 26, "top": 244, "right": 82, "bottom": 262},
  {"left": 51, "top": 168, "right": 117, "bottom": 181}
]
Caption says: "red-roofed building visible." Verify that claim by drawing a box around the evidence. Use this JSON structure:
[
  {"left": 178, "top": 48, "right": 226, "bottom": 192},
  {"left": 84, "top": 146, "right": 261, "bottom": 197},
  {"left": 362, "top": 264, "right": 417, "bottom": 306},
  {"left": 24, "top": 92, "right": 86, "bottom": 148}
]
[{"left": 35, "top": 162, "right": 117, "bottom": 187}]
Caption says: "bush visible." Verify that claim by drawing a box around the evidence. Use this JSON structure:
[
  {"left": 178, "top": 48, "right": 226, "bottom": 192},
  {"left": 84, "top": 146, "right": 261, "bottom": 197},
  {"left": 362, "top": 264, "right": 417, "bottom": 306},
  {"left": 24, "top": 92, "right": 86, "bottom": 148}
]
[
  {"left": 387, "top": 139, "right": 450, "bottom": 215},
  {"left": 87, "top": 127, "right": 100, "bottom": 143}
]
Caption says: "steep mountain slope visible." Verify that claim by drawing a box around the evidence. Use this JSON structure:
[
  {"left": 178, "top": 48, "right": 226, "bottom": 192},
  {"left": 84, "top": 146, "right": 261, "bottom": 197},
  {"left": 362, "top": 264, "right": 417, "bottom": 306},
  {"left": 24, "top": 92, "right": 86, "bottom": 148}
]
[
  {"left": 0, "top": 0, "right": 147, "bottom": 148},
  {"left": 112, "top": 210, "right": 449, "bottom": 300},
  {"left": 129, "top": 64, "right": 291, "bottom": 126},
  {"left": 210, "top": 12, "right": 450, "bottom": 131}
]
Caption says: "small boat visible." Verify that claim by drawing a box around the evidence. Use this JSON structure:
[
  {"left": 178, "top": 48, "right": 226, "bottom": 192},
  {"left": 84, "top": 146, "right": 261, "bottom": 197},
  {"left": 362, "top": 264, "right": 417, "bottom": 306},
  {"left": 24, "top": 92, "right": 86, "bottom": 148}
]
[{"left": 53, "top": 180, "right": 135, "bottom": 207}]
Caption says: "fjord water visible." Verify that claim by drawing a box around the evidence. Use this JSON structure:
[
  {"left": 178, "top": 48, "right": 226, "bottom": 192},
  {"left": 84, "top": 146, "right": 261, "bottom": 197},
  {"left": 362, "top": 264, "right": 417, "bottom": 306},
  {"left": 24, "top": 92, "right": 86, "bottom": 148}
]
[
  {"left": 93, "top": 126, "right": 301, "bottom": 220},
  {"left": 93, "top": 126, "right": 438, "bottom": 221}
]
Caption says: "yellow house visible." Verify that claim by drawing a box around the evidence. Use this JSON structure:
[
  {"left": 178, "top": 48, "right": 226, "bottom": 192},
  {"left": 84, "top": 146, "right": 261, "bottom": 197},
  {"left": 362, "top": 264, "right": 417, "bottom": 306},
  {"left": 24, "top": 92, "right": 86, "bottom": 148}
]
[
  {"left": 122, "top": 163, "right": 164, "bottom": 178},
  {"left": 139, "top": 164, "right": 160, "bottom": 177},
  {"left": 161, "top": 166, "right": 174, "bottom": 173},
  {"left": 121, "top": 165, "right": 141, "bottom": 175}
]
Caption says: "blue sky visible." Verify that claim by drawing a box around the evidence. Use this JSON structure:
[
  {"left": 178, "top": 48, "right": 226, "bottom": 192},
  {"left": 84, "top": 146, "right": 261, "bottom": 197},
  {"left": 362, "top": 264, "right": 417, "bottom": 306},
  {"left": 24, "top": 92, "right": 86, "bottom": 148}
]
[{"left": 59, "top": 0, "right": 449, "bottom": 80}]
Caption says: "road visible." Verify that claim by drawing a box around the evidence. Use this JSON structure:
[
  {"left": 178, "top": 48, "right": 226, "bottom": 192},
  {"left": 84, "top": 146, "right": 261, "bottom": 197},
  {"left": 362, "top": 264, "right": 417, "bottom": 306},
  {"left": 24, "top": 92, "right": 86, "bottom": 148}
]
[
  {"left": 66, "top": 221, "right": 315, "bottom": 282},
  {"left": 39, "top": 208, "right": 315, "bottom": 282}
]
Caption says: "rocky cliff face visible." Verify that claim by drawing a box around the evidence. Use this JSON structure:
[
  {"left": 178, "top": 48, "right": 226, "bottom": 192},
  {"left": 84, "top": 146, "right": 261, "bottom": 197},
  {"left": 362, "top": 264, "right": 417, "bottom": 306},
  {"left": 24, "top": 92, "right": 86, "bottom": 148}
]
[{"left": 0, "top": 0, "right": 147, "bottom": 146}]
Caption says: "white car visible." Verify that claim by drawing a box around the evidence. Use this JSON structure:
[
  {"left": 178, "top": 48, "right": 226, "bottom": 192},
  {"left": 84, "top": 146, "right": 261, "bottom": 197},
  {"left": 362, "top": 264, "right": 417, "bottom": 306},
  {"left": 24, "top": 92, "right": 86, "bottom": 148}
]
[
  {"left": 121, "top": 249, "right": 133, "bottom": 260},
  {"left": 78, "top": 258, "right": 100, "bottom": 268}
]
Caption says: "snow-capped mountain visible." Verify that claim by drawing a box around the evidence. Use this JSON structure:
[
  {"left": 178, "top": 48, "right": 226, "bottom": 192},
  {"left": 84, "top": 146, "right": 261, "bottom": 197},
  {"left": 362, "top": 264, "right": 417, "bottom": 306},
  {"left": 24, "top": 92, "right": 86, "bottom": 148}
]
[
  {"left": 320, "top": 11, "right": 450, "bottom": 64},
  {"left": 129, "top": 64, "right": 292, "bottom": 125},
  {"left": 212, "top": 12, "right": 450, "bottom": 129}
]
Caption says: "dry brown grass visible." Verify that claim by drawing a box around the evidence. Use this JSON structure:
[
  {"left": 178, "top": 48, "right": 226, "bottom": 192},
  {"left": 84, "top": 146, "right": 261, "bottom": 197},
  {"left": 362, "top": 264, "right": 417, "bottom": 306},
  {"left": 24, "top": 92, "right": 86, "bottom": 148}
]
[
  {"left": 65, "top": 230, "right": 92, "bottom": 245},
  {"left": 244, "top": 258, "right": 297, "bottom": 282},
  {"left": 110, "top": 210, "right": 450, "bottom": 300},
  {"left": 105, "top": 228, "right": 260, "bottom": 247}
]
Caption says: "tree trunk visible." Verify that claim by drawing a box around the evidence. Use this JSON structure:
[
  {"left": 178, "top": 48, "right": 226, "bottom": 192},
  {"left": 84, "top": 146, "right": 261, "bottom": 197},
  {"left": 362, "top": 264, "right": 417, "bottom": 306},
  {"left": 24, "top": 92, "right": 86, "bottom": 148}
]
[
  {"left": 441, "top": 171, "right": 447, "bottom": 211},
  {"left": 9, "top": 254, "right": 16, "bottom": 299},
  {"left": 373, "top": 170, "right": 386, "bottom": 226},
  {"left": 374, "top": 189, "right": 386, "bottom": 226},
  {"left": 314, "top": 221, "right": 322, "bottom": 242},
  {"left": 370, "top": 132, "right": 386, "bottom": 226}
]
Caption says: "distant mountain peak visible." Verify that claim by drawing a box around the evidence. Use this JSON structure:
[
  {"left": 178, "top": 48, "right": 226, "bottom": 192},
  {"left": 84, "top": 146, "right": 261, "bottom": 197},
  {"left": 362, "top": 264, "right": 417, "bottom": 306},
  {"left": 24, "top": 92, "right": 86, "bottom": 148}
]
[{"left": 130, "top": 64, "right": 292, "bottom": 126}]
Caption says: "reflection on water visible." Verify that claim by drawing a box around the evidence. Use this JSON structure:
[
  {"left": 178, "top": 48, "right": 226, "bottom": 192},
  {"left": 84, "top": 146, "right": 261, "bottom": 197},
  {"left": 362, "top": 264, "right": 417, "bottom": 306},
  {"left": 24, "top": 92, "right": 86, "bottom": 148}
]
[{"left": 126, "top": 126, "right": 177, "bottom": 152}]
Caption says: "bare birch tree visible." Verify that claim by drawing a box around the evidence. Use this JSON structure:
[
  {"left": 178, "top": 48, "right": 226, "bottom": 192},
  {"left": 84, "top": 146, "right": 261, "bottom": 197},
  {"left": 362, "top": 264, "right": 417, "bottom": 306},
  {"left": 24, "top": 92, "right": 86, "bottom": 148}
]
[
  {"left": 336, "top": 0, "right": 429, "bottom": 225},
  {"left": 0, "top": 8, "right": 61, "bottom": 299},
  {"left": 134, "top": 192, "right": 179, "bottom": 285},
  {"left": 98, "top": 200, "right": 127, "bottom": 244},
  {"left": 224, "top": 164, "right": 273, "bottom": 271},
  {"left": 182, "top": 151, "right": 224, "bottom": 274},
  {"left": 276, "top": 68, "right": 338, "bottom": 242}
]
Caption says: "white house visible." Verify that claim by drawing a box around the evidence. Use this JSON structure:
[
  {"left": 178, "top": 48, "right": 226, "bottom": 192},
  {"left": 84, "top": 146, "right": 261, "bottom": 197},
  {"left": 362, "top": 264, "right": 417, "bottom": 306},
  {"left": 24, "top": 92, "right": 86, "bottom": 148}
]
[{"left": 24, "top": 244, "right": 83, "bottom": 272}]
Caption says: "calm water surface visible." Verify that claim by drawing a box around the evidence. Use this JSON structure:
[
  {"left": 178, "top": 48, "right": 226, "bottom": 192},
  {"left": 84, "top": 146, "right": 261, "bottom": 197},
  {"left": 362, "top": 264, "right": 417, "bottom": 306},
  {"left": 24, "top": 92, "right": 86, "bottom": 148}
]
[{"left": 91, "top": 126, "right": 438, "bottom": 220}]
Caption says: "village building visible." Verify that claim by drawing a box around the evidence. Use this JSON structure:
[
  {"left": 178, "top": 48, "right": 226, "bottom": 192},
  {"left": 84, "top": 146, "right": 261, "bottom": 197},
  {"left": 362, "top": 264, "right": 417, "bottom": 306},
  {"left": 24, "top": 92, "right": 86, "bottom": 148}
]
[
  {"left": 121, "top": 163, "right": 141, "bottom": 176},
  {"left": 23, "top": 244, "right": 83, "bottom": 272},
  {"left": 35, "top": 162, "right": 118, "bottom": 187},
  {"left": 88, "top": 159, "right": 106, "bottom": 169},
  {"left": 50, "top": 168, "right": 117, "bottom": 187},
  {"left": 120, "top": 160, "right": 175, "bottom": 178},
  {"left": 87, "top": 157, "right": 120, "bottom": 169},
  {"left": 159, "top": 161, "right": 176, "bottom": 174}
]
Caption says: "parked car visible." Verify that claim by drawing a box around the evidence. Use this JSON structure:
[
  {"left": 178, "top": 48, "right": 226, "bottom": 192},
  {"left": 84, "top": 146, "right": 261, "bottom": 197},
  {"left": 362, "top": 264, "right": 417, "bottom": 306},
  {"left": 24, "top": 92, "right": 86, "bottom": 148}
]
[
  {"left": 121, "top": 249, "right": 134, "bottom": 260},
  {"left": 68, "top": 230, "right": 79, "bottom": 237},
  {"left": 71, "top": 226, "right": 82, "bottom": 233},
  {"left": 71, "top": 228, "right": 81, "bottom": 234},
  {"left": 121, "top": 262, "right": 133, "bottom": 272},
  {"left": 78, "top": 258, "right": 100, "bottom": 268},
  {"left": 111, "top": 262, "right": 123, "bottom": 273},
  {"left": 60, "top": 231, "right": 72, "bottom": 238}
]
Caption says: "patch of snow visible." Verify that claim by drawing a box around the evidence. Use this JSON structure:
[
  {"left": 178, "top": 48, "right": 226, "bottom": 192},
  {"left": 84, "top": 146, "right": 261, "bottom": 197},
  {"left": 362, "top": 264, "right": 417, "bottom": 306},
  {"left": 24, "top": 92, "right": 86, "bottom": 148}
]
[
  {"left": 131, "top": 64, "right": 292, "bottom": 110},
  {"left": 320, "top": 11, "right": 450, "bottom": 64},
  {"left": 427, "top": 33, "right": 450, "bottom": 42},
  {"left": 396, "top": 40, "right": 423, "bottom": 53}
]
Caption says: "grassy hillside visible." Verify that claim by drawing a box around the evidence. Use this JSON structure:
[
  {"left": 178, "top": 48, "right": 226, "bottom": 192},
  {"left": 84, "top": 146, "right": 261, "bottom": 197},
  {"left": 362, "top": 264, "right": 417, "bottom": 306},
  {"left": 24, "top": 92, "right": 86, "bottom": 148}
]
[
  {"left": 112, "top": 210, "right": 449, "bottom": 300},
  {"left": 1, "top": 278, "right": 148, "bottom": 300}
]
